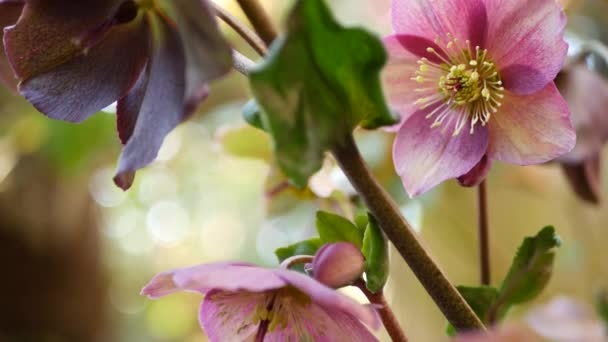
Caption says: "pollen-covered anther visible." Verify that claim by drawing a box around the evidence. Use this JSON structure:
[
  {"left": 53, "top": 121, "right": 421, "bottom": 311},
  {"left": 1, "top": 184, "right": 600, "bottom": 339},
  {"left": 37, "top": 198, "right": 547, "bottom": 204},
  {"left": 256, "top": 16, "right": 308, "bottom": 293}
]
[{"left": 412, "top": 34, "right": 505, "bottom": 136}]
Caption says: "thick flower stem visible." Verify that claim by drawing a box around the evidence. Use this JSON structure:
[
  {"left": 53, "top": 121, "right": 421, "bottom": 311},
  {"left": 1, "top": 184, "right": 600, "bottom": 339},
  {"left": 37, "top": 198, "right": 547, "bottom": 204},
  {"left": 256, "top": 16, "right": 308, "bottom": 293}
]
[
  {"left": 331, "top": 133, "right": 485, "bottom": 331},
  {"left": 212, "top": 2, "right": 267, "bottom": 56},
  {"left": 235, "top": 0, "right": 278, "bottom": 47},
  {"left": 477, "top": 181, "right": 491, "bottom": 285},
  {"left": 355, "top": 280, "right": 408, "bottom": 342}
]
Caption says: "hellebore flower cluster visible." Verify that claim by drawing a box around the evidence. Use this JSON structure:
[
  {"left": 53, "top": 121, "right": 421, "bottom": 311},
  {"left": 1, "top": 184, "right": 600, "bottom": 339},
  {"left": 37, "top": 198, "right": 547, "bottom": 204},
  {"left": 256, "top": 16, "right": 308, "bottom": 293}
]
[
  {"left": 0, "top": 0, "right": 232, "bottom": 189},
  {"left": 142, "top": 261, "right": 380, "bottom": 341},
  {"left": 385, "top": 0, "right": 576, "bottom": 197}
]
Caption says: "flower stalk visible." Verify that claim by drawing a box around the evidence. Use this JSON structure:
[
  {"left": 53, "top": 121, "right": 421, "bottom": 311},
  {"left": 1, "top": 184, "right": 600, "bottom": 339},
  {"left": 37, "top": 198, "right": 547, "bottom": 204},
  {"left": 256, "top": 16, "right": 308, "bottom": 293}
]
[
  {"left": 478, "top": 180, "right": 491, "bottom": 285},
  {"left": 355, "top": 280, "right": 408, "bottom": 342},
  {"left": 212, "top": 2, "right": 267, "bottom": 56},
  {"left": 332, "top": 133, "right": 485, "bottom": 331},
  {"left": 235, "top": 0, "right": 278, "bottom": 46}
]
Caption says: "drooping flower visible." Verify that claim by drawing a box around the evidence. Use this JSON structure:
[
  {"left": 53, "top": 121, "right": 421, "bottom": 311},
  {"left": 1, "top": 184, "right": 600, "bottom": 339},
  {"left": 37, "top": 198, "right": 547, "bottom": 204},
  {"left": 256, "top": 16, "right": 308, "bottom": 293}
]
[
  {"left": 385, "top": 0, "right": 576, "bottom": 197},
  {"left": 0, "top": 0, "right": 22, "bottom": 91},
  {"left": 142, "top": 262, "right": 380, "bottom": 341},
  {"left": 2, "top": 0, "right": 232, "bottom": 189},
  {"left": 555, "top": 42, "right": 608, "bottom": 204}
]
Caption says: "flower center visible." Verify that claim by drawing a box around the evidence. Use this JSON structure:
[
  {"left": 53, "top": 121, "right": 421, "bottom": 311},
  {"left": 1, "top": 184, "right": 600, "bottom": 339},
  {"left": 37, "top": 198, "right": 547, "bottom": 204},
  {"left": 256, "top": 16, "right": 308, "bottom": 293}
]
[{"left": 412, "top": 35, "right": 505, "bottom": 136}]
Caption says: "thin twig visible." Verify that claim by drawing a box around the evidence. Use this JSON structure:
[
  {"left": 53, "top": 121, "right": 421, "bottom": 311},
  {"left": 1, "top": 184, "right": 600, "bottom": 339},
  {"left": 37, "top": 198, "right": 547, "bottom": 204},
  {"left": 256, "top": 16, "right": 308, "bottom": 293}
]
[
  {"left": 331, "top": 133, "right": 484, "bottom": 331},
  {"left": 235, "top": 0, "right": 278, "bottom": 46},
  {"left": 212, "top": 2, "right": 267, "bottom": 56},
  {"left": 232, "top": 50, "right": 255, "bottom": 76},
  {"left": 355, "top": 280, "right": 408, "bottom": 342},
  {"left": 478, "top": 180, "right": 491, "bottom": 285}
]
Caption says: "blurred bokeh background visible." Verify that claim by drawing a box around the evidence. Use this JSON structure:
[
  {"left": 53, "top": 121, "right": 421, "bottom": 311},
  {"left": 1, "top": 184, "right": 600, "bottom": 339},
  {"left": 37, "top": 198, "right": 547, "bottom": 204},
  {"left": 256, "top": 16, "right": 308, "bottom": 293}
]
[{"left": 0, "top": 0, "right": 607, "bottom": 341}]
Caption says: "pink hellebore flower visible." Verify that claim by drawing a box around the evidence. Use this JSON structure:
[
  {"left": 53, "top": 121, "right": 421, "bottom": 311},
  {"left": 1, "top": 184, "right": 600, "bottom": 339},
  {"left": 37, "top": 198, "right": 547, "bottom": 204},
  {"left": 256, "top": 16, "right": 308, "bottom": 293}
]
[
  {"left": 142, "top": 262, "right": 380, "bottom": 342},
  {"left": 385, "top": 0, "right": 576, "bottom": 197}
]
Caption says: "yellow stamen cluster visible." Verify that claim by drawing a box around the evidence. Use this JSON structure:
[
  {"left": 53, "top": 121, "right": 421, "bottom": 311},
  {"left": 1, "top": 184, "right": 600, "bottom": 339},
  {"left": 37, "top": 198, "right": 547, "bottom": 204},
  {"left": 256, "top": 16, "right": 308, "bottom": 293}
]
[{"left": 411, "top": 34, "right": 505, "bottom": 136}]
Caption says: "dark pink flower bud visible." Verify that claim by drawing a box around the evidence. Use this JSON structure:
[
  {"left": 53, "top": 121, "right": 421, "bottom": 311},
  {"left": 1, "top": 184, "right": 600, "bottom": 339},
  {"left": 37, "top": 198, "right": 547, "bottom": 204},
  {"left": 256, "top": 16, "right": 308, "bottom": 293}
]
[{"left": 313, "top": 242, "right": 365, "bottom": 289}]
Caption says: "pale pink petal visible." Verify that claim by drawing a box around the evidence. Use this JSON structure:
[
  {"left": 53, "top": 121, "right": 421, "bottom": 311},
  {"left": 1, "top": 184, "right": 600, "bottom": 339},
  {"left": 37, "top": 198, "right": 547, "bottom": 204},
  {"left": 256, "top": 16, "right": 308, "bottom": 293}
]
[
  {"left": 391, "top": 0, "right": 487, "bottom": 48},
  {"left": 199, "top": 290, "right": 266, "bottom": 342},
  {"left": 393, "top": 110, "right": 489, "bottom": 197},
  {"left": 140, "top": 262, "right": 287, "bottom": 298},
  {"left": 485, "top": 0, "right": 568, "bottom": 94},
  {"left": 487, "top": 83, "right": 575, "bottom": 165},
  {"left": 382, "top": 34, "right": 439, "bottom": 131},
  {"left": 264, "top": 297, "right": 378, "bottom": 342},
  {"left": 274, "top": 269, "right": 381, "bottom": 330}
]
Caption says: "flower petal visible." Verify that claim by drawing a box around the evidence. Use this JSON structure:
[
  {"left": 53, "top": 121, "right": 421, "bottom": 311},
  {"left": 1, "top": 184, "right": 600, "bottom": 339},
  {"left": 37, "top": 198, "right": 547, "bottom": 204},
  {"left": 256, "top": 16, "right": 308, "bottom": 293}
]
[
  {"left": 170, "top": 0, "right": 232, "bottom": 111},
  {"left": 393, "top": 110, "right": 489, "bottom": 197},
  {"left": 4, "top": 0, "right": 125, "bottom": 79},
  {"left": 391, "top": 0, "right": 487, "bottom": 48},
  {"left": 0, "top": 0, "right": 23, "bottom": 91},
  {"left": 114, "top": 13, "right": 187, "bottom": 190},
  {"left": 199, "top": 290, "right": 265, "bottom": 342},
  {"left": 18, "top": 12, "right": 150, "bottom": 122},
  {"left": 274, "top": 269, "right": 380, "bottom": 330},
  {"left": 487, "top": 83, "right": 575, "bottom": 165},
  {"left": 485, "top": 0, "right": 568, "bottom": 94},
  {"left": 457, "top": 155, "right": 491, "bottom": 187},
  {"left": 264, "top": 297, "right": 379, "bottom": 342},
  {"left": 561, "top": 155, "right": 602, "bottom": 205},
  {"left": 141, "top": 262, "right": 287, "bottom": 299}
]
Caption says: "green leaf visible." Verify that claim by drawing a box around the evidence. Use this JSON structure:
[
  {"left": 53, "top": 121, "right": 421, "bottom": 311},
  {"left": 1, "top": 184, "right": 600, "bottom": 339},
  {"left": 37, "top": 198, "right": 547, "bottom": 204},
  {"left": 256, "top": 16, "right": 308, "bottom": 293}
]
[
  {"left": 446, "top": 286, "right": 501, "bottom": 336},
  {"left": 242, "top": 99, "right": 265, "bottom": 131},
  {"left": 316, "top": 211, "right": 363, "bottom": 248},
  {"left": 248, "top": 0, "right": 397, "bottom": 187},
  {"left": 218, "top": 122, "right": 272, "bottom": 161},
  {"left": 275, "top": 238, "right": 323, "bottom": 262},
  {"left": 362, "top": 214, "right": 389, "bottom": 293},
  {"left": 596, "top": 290, "right": 608, "bottom": 326},
  {"left": 498, "top": 226, "right": 561, "bottom": 307}
]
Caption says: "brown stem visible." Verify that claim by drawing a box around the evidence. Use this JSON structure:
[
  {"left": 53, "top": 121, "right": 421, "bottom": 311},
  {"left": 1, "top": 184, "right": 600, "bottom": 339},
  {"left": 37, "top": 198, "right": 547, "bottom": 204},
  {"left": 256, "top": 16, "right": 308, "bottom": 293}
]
[
  {"left": 355, "top": 280, "right": 408, "bottom": 342},
  {"left": 212, "top": 2, "right": 267, "bottom": 56},
  {"left": 331, "top": 134, "right": 484, "bottom": 331},
  {"left": 478, "top": 181, "right": 491, "bottom": 285},
  {"left": 235, "top": 0, "right": 278, "bottom": 46}
]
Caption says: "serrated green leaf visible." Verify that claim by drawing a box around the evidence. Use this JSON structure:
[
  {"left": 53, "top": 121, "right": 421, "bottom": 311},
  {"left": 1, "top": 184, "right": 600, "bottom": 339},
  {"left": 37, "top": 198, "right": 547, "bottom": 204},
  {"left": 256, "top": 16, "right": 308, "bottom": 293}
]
[
  {"left": 316, "top": 211, "right": 363, "bottom": 248},
  {"left": 498, "top": 226, "right": 561, "bottom": 307},
  {"left": 242, "top": 99, "right": 265, "bottom": 131},
  {"left": 275, "top": 238, "right": 323, "bottom": 263},
  {"left": 446, "top": 286, "right": 501, "bottom": 336},
  {"left": 248, "top": 0, "right": 397, "bottom": 187},
  {"left": 362, "top": 214, "right": 389, "bottom": 293}
]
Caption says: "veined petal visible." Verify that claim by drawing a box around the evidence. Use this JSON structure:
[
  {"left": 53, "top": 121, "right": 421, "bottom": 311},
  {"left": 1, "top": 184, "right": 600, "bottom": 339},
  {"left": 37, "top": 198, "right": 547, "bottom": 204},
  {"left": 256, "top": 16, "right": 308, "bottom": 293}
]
[
  {"left": 487, "top": 83, "right": 575, "bottom": 165},
  {"left": 264, "top": 296, "right": 379, "bottom": 342},
  {"left": 4, "top": 0, "right": 125, "bottom": 79},
  {"left": 486, "top": 0, "right": 568, "bottom": 95},
  {"left": 199, "top": 290, "right": 266, "bottom": 342},
  {"left": 274, "top": 269, "right": 380, "bottom": 330},
  {"left": 391, "top": 0, "right": 487, "bottom": 48},
  {"left": 0, "top": 0, "right": 23, "bottom": 91},
  {"left": 114, "top": 13, "right": 187, "bottom": 190},
  {"left": 393, "top": 110, "right": 489, "bottom": 197},
  {"left": 19, "top": 12, "right": 150, "bottom": 123}
]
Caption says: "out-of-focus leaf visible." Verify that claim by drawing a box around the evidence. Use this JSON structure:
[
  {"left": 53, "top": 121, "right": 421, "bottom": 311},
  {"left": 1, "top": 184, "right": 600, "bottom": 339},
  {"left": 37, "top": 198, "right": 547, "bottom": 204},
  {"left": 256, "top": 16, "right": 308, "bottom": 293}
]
[
  {"left": 248, "top": 0, "right": 396, "bottom": 187},
  {"left": 499, "top": 226, "right": 561, "bottom": 307},
  {"left": 316, "top": 211, "right": 363, "bottom": 248},
  {"left": 362, "top": 214, "right": 389, "bottom": 293},
  {"left": 275, "top": 238, "right": 323, "bottom": 262},
  {"left": 242, "top": 99, "right": 265, "bottom": 131},
  {"left": 218, "top": 123, "right": 272, "bottom": 162},
  {"left": 596, "top": 290, "right": 608, "bottom": 327},
  {"left": 446, "top": 286, "right": 501, "bottom": 336}
]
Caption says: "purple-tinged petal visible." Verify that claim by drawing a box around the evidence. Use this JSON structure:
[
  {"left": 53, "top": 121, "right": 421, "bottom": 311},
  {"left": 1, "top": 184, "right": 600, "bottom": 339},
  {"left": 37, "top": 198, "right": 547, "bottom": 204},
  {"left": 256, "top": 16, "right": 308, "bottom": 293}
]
[
  {"left": 170, "top": 0, "right": 232, "bottom": 112},
  {"left": 487, "top": 83, "right": 575, "bottom": 165},
  {"left": 391, "top": 0, "right": 487, "bottom": 48},
  {"left": 457, "top": 155, "right": 491, "bottom": 187},
  {"left": 19, "top": 12, "right": 150, "bottom": 123},
  {"left": 274, "top": 268, "right": 381, "bottom": 330},
  {"left": 264, "top": 296, "right": 379, "bottom": 342},
  {"left": 114, "top": 13, "right": 187, "bottom": 190},
  {"left": 4, "top": 0, "right": 126, "bottom": 80},
  {"left": 555, "top": 64, "right": 608, "bottom": 164},
  {"left": 393, "top": 110, "right": 489, "bottom": 197},
  {"left": 485, "top": 0, "right": 568, "bottom": 95},
  {"left": 199, "top": 290, "right": 265, "bottom": 342},
  {"left": 117, "top": 62, "right": 149, "bottom": 145},
  {"left": 561, "top": 155, "right": 602, "bottom": 205},
  {"left": 0, "top": 0, "right": 23, "bottom": 91}
]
